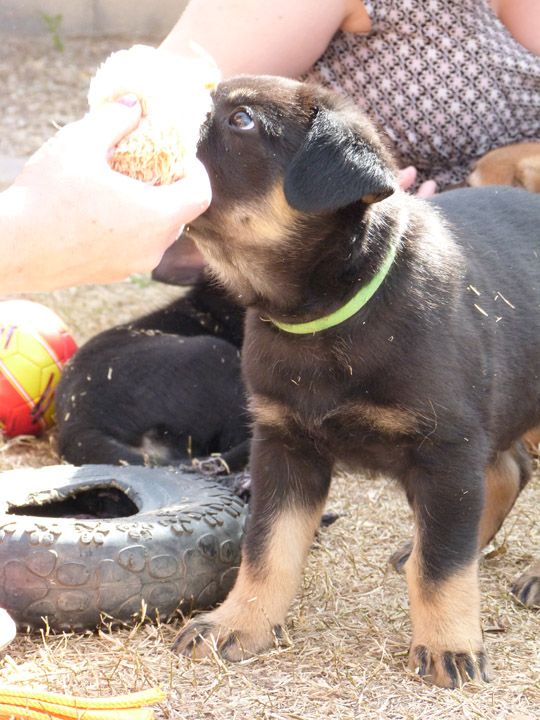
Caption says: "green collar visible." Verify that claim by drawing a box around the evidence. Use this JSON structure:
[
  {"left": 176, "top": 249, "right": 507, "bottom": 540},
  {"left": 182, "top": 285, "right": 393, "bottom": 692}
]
[{"left": 269, "top": 243, "right": 397, "bottom": 335}]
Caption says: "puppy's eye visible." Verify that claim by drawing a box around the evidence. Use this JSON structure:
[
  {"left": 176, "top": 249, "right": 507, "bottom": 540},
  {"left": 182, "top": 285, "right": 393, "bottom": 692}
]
[{"left": 228, "top": 108, "right": 255, "bottom": 130}]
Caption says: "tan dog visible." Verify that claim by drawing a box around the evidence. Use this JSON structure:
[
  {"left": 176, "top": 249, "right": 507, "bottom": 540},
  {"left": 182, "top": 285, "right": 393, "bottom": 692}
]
[{"left": 468, "top": 142, "right": 540, "bottom": 192}]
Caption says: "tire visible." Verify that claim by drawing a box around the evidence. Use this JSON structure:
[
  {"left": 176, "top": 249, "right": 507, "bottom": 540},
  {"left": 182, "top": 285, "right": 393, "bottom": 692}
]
[{"left": 0, "top": 464, "right": 247, "bottom": 632}]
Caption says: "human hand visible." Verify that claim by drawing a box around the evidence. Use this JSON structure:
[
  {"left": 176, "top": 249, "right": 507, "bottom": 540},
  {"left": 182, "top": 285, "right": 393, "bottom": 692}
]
[
  {"left": 88, "top": 44, "right": 219, "bottom": 185},
  {"left": 399, "top": 166, "right": 437, "bottom": 198},
  {"left": 0, "top": 96, "right": 211, "bottom": 294}
]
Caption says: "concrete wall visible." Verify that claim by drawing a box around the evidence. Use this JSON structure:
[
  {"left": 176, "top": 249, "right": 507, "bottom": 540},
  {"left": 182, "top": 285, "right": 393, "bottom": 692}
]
[{"left": 0, "top": 0, "right": 189, "bottom": 39}]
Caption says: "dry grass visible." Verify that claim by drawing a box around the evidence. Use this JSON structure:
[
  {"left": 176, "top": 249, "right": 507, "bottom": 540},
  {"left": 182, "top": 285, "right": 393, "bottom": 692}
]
[
  {"left": 1, "top": 412, "right": 539, "bottom": 719},
  {"left": 2, "top": 293, "right": 534, "bottom": 720},
  {"left": 1, "top": 30, "right": 539, "bottom": 720},
  {"left": 2, "top": 36, "right": 131, "bottom": 158}
]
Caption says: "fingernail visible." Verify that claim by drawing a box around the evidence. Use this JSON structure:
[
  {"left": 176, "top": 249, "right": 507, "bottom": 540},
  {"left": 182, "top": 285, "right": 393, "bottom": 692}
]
[{"left": 116, "top": 93, "right": 139, "bottom": 108}]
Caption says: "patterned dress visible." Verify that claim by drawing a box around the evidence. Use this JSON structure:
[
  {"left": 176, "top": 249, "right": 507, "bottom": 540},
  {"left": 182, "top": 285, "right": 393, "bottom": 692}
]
[{"left": 303, "top": 0, "right": 540, "bottom": 188}]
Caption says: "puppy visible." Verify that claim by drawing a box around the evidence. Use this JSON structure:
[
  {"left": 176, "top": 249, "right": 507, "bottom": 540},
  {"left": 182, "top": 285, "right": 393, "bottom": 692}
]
[
  {"left": 55, "top": 275, "right": 250, "bottom": 470},
  {"left": 468, "top": 141, "right": 540, "bottom": 192},
  {"left": 169, "top": 75, "right": 540, "bottom": 687}
]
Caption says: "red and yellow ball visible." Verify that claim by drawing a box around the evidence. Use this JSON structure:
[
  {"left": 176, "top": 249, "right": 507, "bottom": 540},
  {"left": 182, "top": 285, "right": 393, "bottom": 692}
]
[{"left": 0, "top": 300, "right": 77, "bottom": 438}]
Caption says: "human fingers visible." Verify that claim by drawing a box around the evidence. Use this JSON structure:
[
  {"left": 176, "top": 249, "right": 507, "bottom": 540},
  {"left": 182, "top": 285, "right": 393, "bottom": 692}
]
[
  {"left": 398, "top": 166, "right": 417, "bottom": 191},
  {"left": 59, "top": 94, "right": 143, "bottom": 155},
  {"left": 398, "top": 167, "right": 438, "bottom": 198},
  {"left": 148, "top": 157, "right": 212, "bottom": 227},
  {"left": 415, "top": 180, "right": 437, "bottom": 199}
]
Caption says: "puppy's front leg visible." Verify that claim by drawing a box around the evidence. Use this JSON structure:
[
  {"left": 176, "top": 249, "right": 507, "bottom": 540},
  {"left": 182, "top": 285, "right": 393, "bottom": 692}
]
[
  {"left": 405, "top": 452, "right": 494, "bottom": 687},
  {"left": 173, "top": 424, "right": 332, "bottom": 660}
]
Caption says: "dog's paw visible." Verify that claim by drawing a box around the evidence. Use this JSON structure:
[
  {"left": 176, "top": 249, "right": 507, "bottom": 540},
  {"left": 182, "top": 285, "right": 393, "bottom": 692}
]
[
  {"left": 409, "top": 644, "right": 494, "bottom": 687},
  {"left": 180, "top": 457, "right": 229, "bottom": 476},
  {"left": 172, "top": 611, "right": 281, "bottom": 661},
  {"left": 196, "top": 456, "right": 231, "bottom": 476},
  {"left": 512, "top": 570, "right": 540, "bottom": 608},
  {"left": 217, "top": 471, "right": 252, "bottom": 500},
  {"left": 388, "top": 538, "right": 413, "bottom": 573}
]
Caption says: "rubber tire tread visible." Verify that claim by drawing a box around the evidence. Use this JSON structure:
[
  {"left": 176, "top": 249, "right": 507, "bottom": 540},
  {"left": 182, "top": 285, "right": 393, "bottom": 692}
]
[{"left": 0, "top": 464, "right": 247, "bottom": 632}]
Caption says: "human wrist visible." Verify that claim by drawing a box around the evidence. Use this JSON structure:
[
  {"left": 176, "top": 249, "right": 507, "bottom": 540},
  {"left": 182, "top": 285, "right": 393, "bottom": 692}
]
[{"left": 0, "top": 184, "right": 34, "bottom": 294}]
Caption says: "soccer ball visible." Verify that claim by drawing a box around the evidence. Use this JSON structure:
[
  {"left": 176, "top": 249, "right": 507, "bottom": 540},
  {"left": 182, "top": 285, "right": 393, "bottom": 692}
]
[{"left": 0, "top": 300, "right": 77, "bottom": 438}]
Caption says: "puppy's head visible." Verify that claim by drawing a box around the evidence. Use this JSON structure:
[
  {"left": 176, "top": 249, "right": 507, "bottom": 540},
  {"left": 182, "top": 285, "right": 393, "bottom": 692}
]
[{"left": 169, "top": 76, "right": 398, "bottom": 308}]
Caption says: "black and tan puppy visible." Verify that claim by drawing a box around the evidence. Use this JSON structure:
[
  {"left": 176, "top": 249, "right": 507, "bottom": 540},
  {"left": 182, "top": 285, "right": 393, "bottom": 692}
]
[
  {"left": 56, "top": 276, "right": 250, "bottom": 470},
  {"left": 169, "top": 75, "right": 540, "bottom": 687}
]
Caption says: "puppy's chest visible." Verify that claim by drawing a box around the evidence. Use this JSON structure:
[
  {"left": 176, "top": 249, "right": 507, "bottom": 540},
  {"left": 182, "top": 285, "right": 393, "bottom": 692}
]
[{"left": 246, "top": 344, "right": 420, "bottom": 465}]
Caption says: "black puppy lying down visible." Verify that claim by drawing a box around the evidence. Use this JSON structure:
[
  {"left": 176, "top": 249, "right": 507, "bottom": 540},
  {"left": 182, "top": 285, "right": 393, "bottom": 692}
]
[
  {"left": 55, "top": 277, "right": 249, "bottom": 471},
  {"left": 166, "top": 75, "right": 540, "bottom": 687}
]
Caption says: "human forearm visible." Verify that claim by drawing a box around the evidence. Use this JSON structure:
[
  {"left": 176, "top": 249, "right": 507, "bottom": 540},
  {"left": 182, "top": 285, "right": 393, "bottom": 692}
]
[
  {"left": 0, "top": 99, "right": 211, "bottom": 295},
  {"left": 0, "top": 186, "right": 36, "bottom": 294},
  {"left": 160, "top": 0, "right": 369, "bottom": 78},
  {"left": 495, "top": 0, "right": 540, "bottom": 56}
]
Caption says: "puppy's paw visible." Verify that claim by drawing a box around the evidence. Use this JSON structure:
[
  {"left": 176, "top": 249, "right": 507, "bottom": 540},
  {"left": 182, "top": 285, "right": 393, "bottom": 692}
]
[
  {"left": 409, "top": 644, "right": 494, "bottom": 688},
  {"left": 388, "top": 538, "right": 413, "bottom": 573},
  {"left": 172, "top": 609, "right": 281, "bottom": 661},
  {"left": 512, "top": 570, "right": 540, "bottom": 608},
  {"left": 194, "top": 456, "right": 230, "bottom": 476}
]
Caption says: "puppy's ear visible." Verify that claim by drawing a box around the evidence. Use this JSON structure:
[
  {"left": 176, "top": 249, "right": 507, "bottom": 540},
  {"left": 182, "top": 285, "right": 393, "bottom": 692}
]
[
  {"left": 284, "top": 107, "right": 397, "bottom": 212},
  {"left": 152, "top": 235, "right": 206, "bottom": 286}
]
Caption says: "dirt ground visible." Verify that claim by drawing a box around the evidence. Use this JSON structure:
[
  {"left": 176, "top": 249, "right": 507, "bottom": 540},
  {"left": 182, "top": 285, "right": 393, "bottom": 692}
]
[{"left": 0, "top": 33, "right": 539, "bottom": 720}]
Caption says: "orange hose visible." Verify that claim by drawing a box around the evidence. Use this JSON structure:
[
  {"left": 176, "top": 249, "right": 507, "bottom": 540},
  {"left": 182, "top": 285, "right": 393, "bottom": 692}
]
[
  {"left": 0, "top": 686, "right": 166, "bottom": 720},
  {"left": 0, "top": 704, "right": 154, "bottom": 720}
]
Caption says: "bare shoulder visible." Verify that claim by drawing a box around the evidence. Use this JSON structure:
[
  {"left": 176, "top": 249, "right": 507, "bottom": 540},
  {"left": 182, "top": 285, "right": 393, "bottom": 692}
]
[
  {"left": 340, "top": 0, "right": 372, "bottom": 33},
  {"left": 492, "top": 0, "right": 540, "bottom": 56}
]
